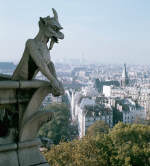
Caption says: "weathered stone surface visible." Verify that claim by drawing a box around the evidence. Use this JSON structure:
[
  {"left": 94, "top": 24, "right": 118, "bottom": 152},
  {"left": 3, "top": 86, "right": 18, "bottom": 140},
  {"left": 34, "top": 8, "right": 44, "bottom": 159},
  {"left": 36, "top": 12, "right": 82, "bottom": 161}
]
[
  {"left": 0, "top": 82, "right": 53, "bottom": 165},
  {"left": 0, "top": 80, "right": 51, "bottom": 89},
  {"left": 36, "top": 163, "right": 50, "bottom": 166},
  {"left": 20, "top": 111, "right": 53, "bottom": 141},
  {"left": 21, "top": 87, "right": 51, "bottom": 125},
  {"left": 12, "top": 8, "right": 64, "bottom": 97},
  {"left": 18, "top": 139, "right": 47, "bottom": 166},
  {"left": 0, "top": 89, "right": 17, "bottom": 104},
  {"left": 0, "top": 143, "right": 17, "bottom": 152},
  {"left": 0, "top": 81, "right": 19, "bottom": 88},
  {"left": 0, "top": 143, "right": 18, "bottom": 166},
  {"left": 0, "top": 140, "right": 49, "bottom": 166},
  {"left": 0, "top": 150, "right": 19, "bottom": 166}
]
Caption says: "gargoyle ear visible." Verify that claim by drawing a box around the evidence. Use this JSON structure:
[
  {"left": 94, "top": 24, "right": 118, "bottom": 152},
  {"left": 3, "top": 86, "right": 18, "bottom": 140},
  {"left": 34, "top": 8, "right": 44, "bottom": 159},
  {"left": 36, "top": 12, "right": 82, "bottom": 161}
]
[{"left": 40, "top": 17, "right": 46, "bottom": 26}]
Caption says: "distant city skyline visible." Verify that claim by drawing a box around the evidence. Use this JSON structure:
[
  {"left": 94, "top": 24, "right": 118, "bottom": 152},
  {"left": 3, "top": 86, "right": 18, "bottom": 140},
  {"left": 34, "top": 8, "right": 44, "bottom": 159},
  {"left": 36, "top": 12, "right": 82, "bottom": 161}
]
[{"left": 1, "top": 1, "right": 150, "bottom": 64}]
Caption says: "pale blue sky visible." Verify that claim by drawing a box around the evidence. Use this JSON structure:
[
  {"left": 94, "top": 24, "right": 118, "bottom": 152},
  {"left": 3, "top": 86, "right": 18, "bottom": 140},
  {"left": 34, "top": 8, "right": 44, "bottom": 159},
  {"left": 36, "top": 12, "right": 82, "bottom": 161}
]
[{"left": 0, "top": 0, "right": 150, "bottom": 64}]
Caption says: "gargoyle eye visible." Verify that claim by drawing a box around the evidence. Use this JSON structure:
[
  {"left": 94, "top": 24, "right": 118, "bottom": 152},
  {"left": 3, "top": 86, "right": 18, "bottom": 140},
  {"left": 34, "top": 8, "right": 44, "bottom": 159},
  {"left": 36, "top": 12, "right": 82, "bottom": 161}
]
[{"left": 53, "top": 26, "right": 59, "bottom": 31}]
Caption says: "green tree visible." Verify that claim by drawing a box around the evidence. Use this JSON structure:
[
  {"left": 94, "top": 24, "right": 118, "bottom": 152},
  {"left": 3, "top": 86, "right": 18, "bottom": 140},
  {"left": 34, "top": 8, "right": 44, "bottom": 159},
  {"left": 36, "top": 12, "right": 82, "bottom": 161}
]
[
  {"left": 109, "top": 122, "right": 150, "bottom": 166},
  {"left": 44, "top": 123, "right": 150, "bottom": 166},
  {"left": 38, "top": 103, "right": 78, "bottom": 144},
  {"left": 44, "top": 135, "right": 114, "bottom": 166},
  {"left": 86, "top": 120, "right": 109, "bottom": 137}
]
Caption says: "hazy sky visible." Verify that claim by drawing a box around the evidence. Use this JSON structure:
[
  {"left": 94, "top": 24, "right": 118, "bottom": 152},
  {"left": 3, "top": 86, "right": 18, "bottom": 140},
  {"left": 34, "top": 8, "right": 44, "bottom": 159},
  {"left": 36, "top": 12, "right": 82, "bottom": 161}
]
[{"left": 1, "top": 0, "right": 150, "bottom": 64}]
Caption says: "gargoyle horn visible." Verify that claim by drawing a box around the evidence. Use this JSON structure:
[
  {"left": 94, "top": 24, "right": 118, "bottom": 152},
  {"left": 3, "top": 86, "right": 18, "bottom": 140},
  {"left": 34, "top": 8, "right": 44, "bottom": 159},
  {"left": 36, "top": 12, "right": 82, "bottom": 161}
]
[{"left": 52, "top": 8, "right": 58, "bottom": 20}]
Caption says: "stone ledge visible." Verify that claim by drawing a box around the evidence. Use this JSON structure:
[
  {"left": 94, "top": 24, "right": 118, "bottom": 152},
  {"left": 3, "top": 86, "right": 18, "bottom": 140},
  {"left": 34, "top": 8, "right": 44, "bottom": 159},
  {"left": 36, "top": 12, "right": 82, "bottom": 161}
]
[
  {"left": 0, "top": 80, "right": 51, "bottom": 89},
  {"left": 0, "top": 138, "right": 49, "bottom": 166},
  {"left": 0, "top": 143, "right": 17, "bottom": 152},
  {"left": 18, "top": 138, "right": 41, "bottom": 149},
  {"left": 29, "top": 163, "right": 49, "bottom": 166},
  {"left": 0, "top": 138, "right": 41, "bottom": 152}
]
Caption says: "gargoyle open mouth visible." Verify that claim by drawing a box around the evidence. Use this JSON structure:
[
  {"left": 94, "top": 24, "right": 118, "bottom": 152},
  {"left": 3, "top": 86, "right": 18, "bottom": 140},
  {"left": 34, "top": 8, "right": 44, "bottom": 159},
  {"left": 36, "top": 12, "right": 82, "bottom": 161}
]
[
  {"left": 49, "top": 36, "right": 58, "bottom": 50},
  {"left": 52, "top": 36, "right": 58, "bottom": 43},
  {"left": 48, "top": 30, "right": 64, "bottom": 50}
]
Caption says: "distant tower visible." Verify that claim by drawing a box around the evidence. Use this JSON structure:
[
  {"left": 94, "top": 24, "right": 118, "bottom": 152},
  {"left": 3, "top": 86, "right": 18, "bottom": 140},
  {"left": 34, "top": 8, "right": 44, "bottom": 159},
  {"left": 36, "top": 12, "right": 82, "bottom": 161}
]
[{"left": 121, "top": 63, "right": 129, "bottom": 87}]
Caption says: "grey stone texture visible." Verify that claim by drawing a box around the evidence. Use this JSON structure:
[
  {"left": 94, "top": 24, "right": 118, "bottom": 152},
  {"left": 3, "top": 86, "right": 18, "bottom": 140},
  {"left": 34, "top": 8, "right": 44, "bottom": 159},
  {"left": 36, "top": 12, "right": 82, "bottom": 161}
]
[
  {"left": 0, "top": 139, "right": 49, "bottom": 166},
  {"left": 18, "top": 139, "right": 48, "bottom": 166}
]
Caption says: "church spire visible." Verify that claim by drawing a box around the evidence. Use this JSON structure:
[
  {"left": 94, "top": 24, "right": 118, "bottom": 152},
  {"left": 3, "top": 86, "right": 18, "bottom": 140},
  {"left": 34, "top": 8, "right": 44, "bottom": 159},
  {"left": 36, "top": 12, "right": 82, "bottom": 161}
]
[{"left": 121, "top": 63, "right": 129, "bottom": 87}]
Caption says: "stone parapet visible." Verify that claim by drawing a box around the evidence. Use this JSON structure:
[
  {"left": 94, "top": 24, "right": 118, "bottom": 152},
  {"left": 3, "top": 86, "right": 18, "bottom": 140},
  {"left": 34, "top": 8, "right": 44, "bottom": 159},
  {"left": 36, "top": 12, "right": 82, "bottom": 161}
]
[{"left": 0, "top": 138, "right": 49, "bottom": 166}]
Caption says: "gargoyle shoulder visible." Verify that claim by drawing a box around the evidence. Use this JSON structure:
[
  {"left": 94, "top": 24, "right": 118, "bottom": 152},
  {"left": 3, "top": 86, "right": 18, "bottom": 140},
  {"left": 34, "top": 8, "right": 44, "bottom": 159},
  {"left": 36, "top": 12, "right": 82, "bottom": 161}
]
[{"left": 26, "top": 39, "right": 35, "bottom": 49}]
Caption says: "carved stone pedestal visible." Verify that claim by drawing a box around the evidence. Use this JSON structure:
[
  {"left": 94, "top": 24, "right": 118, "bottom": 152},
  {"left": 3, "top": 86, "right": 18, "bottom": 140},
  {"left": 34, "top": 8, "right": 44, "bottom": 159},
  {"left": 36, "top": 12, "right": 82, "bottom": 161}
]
[
  {"left": 0, "top": 138, "right": 49, "bottom": 166},
  {"left": 0, "top": 80, "right": 53, "bottom": 166},
  {"left": 0, "top": 143, "right": 18, "bottom": 166}
]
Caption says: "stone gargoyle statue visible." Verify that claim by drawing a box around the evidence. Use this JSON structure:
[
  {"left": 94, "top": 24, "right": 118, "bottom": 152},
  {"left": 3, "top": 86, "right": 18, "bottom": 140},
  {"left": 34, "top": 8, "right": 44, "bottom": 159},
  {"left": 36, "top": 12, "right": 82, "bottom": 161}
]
[
  {"left": 0, "top": 8, "right": 65, "bottom": 166},
  {"left": 12, "top": 8, "right": 64, "bottom": 96}
]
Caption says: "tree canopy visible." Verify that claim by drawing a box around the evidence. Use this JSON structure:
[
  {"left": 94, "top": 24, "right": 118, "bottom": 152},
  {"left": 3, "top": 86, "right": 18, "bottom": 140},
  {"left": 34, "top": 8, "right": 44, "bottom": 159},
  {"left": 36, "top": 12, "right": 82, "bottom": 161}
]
[
  {"left": 86, "top": 120, "right": 109, "bottom": 136},
  {"left": 38, "top": 103, "right": 78, "bottom": 145},
  {"left": 44, "top": 122, "right": 150, "bottom": 166}
]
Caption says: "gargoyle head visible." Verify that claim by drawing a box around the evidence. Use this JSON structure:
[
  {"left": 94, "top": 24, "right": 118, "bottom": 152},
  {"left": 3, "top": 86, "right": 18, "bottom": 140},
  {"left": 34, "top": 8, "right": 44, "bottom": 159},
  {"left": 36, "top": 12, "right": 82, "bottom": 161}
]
[{"left": 39, "top": 8, "right": 64, "bottom": 50}]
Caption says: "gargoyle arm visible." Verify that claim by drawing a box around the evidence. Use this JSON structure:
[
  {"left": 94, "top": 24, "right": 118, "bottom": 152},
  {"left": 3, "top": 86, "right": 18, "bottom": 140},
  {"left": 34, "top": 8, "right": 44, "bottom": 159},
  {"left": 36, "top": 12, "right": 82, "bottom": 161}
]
[
  {"left": 47, "top": 61, "right": 57, "bottom": 79},
  {"left": 26, "top": 39, "right": 59, "bottom": 89}
]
